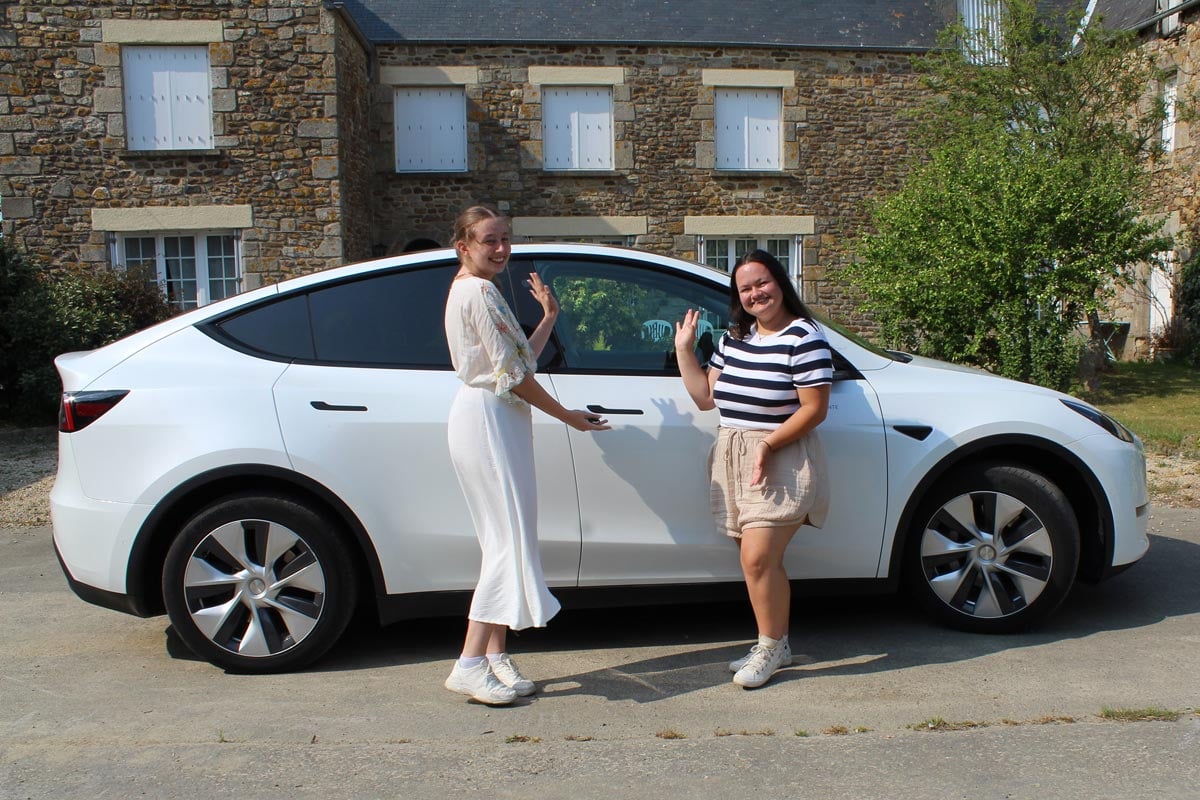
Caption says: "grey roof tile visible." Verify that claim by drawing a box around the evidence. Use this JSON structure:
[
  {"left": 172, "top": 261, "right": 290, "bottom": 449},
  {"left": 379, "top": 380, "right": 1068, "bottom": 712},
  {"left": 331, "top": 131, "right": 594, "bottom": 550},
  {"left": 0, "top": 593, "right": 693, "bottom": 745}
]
[{"left": 337, "top": 0, "right": 957, "bottom": 50}]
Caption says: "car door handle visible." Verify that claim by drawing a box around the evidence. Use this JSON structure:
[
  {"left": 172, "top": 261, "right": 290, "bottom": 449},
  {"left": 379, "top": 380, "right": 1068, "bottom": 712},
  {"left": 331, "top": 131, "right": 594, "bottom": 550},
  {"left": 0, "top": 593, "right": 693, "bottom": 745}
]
[
  {"left": 587, "top": 404, "right": 644, "bottom": 415},
  {"left": 310, "top": 401, "right": 369, "bottom": 412}
]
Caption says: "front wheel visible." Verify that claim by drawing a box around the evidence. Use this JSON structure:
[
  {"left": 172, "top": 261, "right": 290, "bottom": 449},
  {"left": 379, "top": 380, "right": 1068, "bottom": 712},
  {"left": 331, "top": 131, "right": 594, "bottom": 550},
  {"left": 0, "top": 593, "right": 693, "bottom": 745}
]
[
  {"left": 162, "top": 494, "right": 357, "bottom": 673},
  {"left": 904, "top": 464, "right": 1080, "bottom": 634}
]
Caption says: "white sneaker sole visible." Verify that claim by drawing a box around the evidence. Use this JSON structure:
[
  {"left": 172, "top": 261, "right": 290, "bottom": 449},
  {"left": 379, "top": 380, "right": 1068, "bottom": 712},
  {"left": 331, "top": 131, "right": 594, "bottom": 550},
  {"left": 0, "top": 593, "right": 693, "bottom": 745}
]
[{"left": 444, "top": 676, "right": 516, "bottom": 706}]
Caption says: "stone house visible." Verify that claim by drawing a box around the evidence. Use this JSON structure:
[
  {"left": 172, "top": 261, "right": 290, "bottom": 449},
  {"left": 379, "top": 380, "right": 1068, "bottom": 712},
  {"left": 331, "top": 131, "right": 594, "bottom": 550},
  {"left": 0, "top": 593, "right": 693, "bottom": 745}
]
[
  {"left": 2, "top": 0, "right": 1187, "bottom": 349},
  {"left": 1093, "top": 0, "right": 1200, "bottom": 359},
  {"left": 0, "top": 0, "right": 953, "bottom": 328}
]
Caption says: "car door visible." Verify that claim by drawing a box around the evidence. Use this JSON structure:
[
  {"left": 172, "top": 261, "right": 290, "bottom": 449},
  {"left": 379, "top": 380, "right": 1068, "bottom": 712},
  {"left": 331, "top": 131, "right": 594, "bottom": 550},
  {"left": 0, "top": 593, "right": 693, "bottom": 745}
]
[
  {"left": 268, "top": 262, "right": 583, "bottom": 596},
  {"left": 503, "top": 254, "right": 889, "bottom": 585}
]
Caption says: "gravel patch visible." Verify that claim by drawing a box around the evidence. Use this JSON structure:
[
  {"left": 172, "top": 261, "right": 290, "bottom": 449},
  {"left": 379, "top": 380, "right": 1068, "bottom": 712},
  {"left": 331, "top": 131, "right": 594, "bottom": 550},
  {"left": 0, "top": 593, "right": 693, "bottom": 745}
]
[{"left": 2, "top": 425, "right": 1197, "bottom": 529}]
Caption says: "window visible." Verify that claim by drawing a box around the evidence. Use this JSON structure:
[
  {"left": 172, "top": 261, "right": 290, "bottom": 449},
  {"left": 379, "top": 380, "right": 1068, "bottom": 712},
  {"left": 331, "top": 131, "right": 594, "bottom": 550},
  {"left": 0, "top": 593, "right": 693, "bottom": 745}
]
[
  {"left": 701, "top": 237, "right": 796, "bottom": 277},
  {"left": 1162, "top": 75, "right": 1178, "bottom": 153},
  {"left": 1159, "top": 0, "right": 1183, "bottom": 35},
  {"left": 208, "top": 264, "right": 459, "bottom": 366},
  {"left": 122, "top": 45, "right": 213, "bottom": 151},
  {"left": 714, "top": 88, "right": 782, "bottom": 171},
  {"left": 113, "top": 232, "right": 241, "bottom": 310},
  {"left": 505, "top": 258, "right": 729, "bottom": 374},
  {"left": 958, "top": 0, "right": 1004, "bottom": 65},
  {"left": 394, "top": 87, "right": 467, "bottom": 172},
  {"left": 543, "top": 86, "right": 614, "bottom": 170}
]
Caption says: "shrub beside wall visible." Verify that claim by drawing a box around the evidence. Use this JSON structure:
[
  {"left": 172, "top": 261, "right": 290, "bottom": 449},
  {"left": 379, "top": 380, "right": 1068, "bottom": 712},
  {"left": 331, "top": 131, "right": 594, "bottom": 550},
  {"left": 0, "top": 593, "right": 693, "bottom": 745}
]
[{"left": 0, "top": 239, "right": 172, "bottom": 422}]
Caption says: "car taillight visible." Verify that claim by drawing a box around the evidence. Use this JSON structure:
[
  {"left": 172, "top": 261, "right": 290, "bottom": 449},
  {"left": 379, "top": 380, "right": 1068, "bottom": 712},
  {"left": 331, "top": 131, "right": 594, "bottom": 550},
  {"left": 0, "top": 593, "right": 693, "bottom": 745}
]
[{"left": 59, "top": 390, "right": 130, "bottom": 433}]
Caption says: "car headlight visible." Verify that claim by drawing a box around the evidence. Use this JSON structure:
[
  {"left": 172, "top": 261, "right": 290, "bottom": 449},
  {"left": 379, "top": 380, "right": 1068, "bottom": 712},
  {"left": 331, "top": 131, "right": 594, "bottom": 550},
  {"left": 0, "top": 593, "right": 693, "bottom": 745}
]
[{"left": 1060, "top": 399, "right": 1136, "bottom": 443}]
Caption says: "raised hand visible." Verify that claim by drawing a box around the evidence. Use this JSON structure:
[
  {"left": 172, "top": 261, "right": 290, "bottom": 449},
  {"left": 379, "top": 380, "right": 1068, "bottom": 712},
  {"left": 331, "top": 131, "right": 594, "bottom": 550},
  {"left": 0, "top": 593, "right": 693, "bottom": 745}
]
[
  {"left": 674, "top": 308, "right": 700, "bottom": 351},
  {"left": 527, "top": 271, "right": 559, "bottom": 319}
]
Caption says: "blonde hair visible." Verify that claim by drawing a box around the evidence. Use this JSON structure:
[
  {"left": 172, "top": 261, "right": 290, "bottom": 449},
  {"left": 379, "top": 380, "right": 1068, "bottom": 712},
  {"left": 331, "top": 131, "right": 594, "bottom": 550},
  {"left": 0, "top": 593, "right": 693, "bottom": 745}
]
[{"left": 452, "top": 204, "right": 508, "bottom": 253}]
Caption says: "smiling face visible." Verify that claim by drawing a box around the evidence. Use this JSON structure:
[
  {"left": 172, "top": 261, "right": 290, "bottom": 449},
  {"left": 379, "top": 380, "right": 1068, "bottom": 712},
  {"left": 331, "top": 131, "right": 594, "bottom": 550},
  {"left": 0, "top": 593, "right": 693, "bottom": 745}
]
[
  {"left": 456, "top": 216, "right": 511, "bottom": 279},
  {"left": 734, "top": 260, "right": 786, "bottom": 327}
]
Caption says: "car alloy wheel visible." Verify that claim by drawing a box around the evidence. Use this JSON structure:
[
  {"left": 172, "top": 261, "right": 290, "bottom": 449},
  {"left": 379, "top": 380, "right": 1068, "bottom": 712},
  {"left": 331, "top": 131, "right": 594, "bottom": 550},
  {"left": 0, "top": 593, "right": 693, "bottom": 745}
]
[
  {"left": 907, "top": 464, "right": 1080, "bottom": 633},
  {"left": 163, "top": 494, "right": 356, "bottom": 672}
]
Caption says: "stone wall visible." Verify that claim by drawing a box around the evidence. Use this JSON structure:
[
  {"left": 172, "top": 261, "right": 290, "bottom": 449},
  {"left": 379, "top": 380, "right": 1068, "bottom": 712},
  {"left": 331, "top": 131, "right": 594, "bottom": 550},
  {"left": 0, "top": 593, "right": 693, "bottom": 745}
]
[
  {"left": 0, "top": 0, "right": 365, "bottom": 283},
  {"left": 369, "top": 45, "right": 925, "bottom": 325},
  {"left": 1121, "top": 9, "right": 1200, "bottom": 359}
]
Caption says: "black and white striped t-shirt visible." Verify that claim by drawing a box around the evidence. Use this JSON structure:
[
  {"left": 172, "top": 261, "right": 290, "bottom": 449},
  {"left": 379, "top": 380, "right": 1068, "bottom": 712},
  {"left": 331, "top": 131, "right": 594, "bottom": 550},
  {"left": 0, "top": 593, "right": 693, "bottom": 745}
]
[{"left": 709, "top": 318, "right": 833, "bottom": 430}]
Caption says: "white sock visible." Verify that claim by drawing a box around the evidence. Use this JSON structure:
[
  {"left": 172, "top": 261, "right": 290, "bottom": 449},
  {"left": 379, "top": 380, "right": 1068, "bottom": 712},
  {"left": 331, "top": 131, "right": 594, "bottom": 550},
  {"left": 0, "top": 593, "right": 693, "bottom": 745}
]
[
  {"left": 457, "top": 655, "right": 487, "bottom": 669},
  {"left": 758, "top": 634, "right": 784, "bottom": 649},
  {"left": 486, "top": 652, "right": 507, "bottom": 663}
]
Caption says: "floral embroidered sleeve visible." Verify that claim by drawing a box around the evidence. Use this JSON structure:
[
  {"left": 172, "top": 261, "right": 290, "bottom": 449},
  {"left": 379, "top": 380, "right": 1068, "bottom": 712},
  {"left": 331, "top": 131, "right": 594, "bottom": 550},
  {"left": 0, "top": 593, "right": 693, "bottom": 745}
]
[{"left": 472, "top": 282, "right": 537, "bottom": 402}]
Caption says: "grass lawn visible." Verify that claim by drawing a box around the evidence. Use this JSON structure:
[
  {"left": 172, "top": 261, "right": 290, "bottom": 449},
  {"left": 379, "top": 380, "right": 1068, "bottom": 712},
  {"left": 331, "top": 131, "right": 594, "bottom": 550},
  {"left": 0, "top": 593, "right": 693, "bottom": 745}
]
[{"left": 1081, "top": 360, "right": 1200, "bottom": 459}]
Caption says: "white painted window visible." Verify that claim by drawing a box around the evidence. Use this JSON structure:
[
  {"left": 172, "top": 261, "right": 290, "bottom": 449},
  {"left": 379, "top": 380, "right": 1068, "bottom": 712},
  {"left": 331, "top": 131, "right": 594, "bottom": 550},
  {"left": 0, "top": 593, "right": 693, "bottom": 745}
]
[
  {"left": 393, "top": 87, "right": 468, "bottom": 172},
  {"left": 114, "top": 232, "right": 241, "bottom": 309},
  {"left": 1159, "top": 0, "right": 1183, "bottom": 35},
  {"left": 700, "top": 236, "right": 797, "bottom": 280},
  {"left": 714, "top": 88, "right": 781, "bottom": 171},
  {"left": 543, "top": 86, "right": 614, "bottom": 170},
  {"left": 122, "top": 46, "right": 213, "bottom": 151},
  {"left": 958, "top": 0, "right": 1004, "bottom": 65},
  {"left": 1162, "top": 75, "right": 1178, "bottom": 153}
]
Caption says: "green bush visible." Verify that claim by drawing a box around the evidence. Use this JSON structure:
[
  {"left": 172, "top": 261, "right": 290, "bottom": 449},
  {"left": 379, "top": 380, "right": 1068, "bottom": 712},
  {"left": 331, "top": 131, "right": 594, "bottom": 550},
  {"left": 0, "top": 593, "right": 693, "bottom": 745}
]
[
  {"left": 1177, "top": 254, "right": 1200, "bottom": 367},
  {"left": 0, "top": 239, "right": 172, "bottom": 422}
]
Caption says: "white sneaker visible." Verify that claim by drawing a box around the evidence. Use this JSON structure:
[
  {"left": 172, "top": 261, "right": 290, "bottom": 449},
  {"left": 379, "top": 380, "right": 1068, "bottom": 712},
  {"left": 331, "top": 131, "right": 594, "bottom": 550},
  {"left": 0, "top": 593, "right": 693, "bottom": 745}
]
[
  {"left": 732, "top": 639, "right": 792, "bottom": 688},
  {"left": 444, "top": 661, "right": 517, "bottom": 705},
  {"left": 729, "top": 638, "right": 792, "bottom": 673},
  {"left": 488, "top": 654, "right": 536, "bottom": 696}
]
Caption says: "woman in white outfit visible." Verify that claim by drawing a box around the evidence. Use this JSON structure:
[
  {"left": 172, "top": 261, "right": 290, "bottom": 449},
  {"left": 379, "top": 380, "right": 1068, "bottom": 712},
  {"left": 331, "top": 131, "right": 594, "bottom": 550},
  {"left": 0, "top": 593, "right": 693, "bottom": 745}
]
[{"left": 443, "top": 205, "right": 610, "bottom": 705}]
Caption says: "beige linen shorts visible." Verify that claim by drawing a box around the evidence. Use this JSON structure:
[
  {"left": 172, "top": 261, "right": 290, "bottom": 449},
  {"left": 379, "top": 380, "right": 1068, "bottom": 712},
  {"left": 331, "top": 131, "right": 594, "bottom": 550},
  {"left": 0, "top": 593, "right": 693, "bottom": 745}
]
[{"left": 709, "top": 426, "right": 830, "bottom": 538}]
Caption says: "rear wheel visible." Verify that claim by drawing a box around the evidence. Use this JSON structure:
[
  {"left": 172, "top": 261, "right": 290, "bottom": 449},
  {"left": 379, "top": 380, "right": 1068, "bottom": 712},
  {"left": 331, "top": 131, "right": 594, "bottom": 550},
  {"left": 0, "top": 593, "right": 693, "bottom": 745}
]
[
  {"left": 905, "top": 464, "right": 1080, "bottom": 633},
  {"left": 162, "top": 494, "right": 356, "bottom": 672}
]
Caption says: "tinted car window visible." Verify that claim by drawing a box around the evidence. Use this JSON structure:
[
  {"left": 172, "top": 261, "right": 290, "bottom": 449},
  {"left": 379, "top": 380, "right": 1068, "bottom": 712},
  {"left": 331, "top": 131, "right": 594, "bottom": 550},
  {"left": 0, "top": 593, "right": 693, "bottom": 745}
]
[
  {"left": 212, "top": 293, "right": 315, "bottom": 360},
  {"left": 307, "top": 264, "right": 457, "bottom": 367},
  {"left": 512, "top": 258, "right": 729, "bottom": 374}
]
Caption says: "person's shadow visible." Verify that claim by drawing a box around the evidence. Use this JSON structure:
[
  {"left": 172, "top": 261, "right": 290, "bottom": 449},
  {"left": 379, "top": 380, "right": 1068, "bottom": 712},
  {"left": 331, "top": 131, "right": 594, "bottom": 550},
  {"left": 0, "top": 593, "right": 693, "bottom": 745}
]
[{"left": 272, "top": 529, "right": 1200, "bottom": 702}]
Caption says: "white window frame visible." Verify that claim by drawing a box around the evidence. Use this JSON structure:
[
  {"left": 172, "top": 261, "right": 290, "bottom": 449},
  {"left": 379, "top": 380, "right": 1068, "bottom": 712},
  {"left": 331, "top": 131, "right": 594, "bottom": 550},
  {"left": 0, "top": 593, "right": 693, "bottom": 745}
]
[
  {"left": 958, "top": 0, "right": 1005, "bottom": 65},
  {"left": 1162, "top": 75, "right": 1178, "bottom": 153},
  {"left": 110, "top": 230, "right": 242, "bottom": 309},
  {"left": 393, "top": 87, "right": 468, "bottom": 173},
  {"left": 714, "top": 88, "right": 782, "bottom": 171},
  {"left": 697, "top": 235, "right": 802, "bottom": 283},
  {"left": 542, "top": 86, "right": 615, "bottom": 171},
  {"left": 122, "top": 45, "right": 213, "bottom": 151},
  {"left": 1159, "top": 0, "right": 1183, "bottom": 35}
]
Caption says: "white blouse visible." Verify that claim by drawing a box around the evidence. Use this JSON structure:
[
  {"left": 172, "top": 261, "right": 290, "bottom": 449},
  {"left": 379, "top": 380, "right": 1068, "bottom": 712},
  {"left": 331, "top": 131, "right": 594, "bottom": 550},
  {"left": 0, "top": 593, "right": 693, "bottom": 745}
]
[{"left": 444, "top": 275, "right": 536, "bottom": 404}]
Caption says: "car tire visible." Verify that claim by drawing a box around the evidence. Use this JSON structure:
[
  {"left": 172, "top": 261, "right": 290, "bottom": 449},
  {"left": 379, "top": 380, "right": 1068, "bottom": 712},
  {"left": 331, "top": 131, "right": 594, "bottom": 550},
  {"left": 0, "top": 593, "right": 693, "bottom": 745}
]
[
  {"left": 162, "top": 493, "right": 357, "bottom": 673},
  {"left": 904, "top": 463, "right": 1080, "bottom": 634}
]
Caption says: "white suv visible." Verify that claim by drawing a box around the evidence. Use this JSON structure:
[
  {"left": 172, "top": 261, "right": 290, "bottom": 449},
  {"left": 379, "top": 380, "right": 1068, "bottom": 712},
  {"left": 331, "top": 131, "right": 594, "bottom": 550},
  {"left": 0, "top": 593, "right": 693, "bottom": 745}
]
[{"left": 51, "top": 245, "right": 1150, "bottom": 672}]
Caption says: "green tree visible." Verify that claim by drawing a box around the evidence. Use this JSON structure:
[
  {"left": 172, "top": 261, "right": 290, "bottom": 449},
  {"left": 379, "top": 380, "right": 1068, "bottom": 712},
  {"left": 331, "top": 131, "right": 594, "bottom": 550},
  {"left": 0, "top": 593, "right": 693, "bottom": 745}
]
[{"left": 844, "top": 0, "right": 1172, "bottom": 389}]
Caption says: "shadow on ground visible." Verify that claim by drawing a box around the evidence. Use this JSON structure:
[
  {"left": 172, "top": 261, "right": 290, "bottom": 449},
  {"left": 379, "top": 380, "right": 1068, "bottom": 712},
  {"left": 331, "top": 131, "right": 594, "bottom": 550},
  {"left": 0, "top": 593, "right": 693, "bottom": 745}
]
[{"left": 160, "top": 529, "right": 1200, "bottom": 703}]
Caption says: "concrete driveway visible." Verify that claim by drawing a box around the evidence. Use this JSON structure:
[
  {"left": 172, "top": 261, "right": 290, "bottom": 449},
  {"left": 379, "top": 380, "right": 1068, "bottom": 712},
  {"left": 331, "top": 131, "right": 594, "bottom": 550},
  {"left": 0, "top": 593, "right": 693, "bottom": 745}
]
[{"left": 2, "top": 508, "right": 1198, "bottom": 798}]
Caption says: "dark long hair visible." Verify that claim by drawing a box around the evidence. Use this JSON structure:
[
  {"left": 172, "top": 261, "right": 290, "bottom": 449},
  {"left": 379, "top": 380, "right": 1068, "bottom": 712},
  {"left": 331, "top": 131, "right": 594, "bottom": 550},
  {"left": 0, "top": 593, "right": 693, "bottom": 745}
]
[{"left": 728, "top": 249, "right": 814, "bottom": 339}]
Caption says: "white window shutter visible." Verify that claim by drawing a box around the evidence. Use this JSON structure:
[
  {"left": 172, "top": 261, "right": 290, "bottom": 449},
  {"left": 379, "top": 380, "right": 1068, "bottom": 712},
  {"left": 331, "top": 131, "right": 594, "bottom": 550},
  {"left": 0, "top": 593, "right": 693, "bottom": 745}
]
[
  {"left": 746, "top": 90, "right": 781, "bottom": 169},
  {"left": 715, "top": 88, "right": 781, "bottom": 170},
  {"left": 714, "top": 89, "right": 745, "bottom": 169},
  {"left": 394, "top": 87, "right": 467, "bottom": 172},
  {"left": 544, "top": 87, "right": 613, "bottom": 170},
  {"left": 123, "top": 46, "right": 212, "bottom": 151}
]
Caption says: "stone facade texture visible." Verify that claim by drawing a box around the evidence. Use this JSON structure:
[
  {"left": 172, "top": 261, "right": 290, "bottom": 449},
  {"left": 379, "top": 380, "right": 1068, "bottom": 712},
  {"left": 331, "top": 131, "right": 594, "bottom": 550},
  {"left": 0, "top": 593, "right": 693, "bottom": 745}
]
[
  {"left": 1119, "top": 8, "right": 1200, "bottom": 359},
  {"left": 371, "top": 45, "right": 925, "bottom": 325},
  {"left": 0, "top": 0, "right": 361, "bottom": 284}
]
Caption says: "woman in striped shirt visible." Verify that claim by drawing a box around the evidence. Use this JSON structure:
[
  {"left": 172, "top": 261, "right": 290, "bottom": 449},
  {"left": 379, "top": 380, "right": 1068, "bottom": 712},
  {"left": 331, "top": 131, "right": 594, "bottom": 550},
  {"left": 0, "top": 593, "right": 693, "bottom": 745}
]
[{"left": 675, "top": 249, "right": 833, "bottom": 689}]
